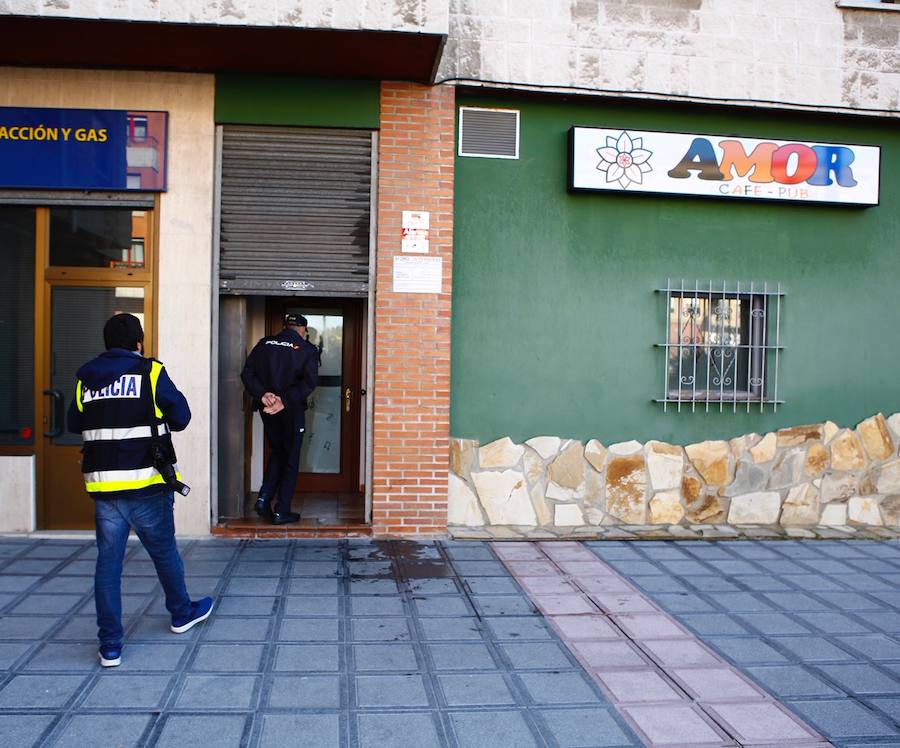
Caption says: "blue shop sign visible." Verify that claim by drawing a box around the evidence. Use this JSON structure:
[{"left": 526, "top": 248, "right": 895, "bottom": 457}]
[{"left": 0, "top": 107, "right": 168, "bottom": 191}]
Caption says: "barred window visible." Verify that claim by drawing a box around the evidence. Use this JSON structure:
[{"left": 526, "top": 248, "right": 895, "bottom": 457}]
[{"left": 656, "top": 281, "right": 784, "bottom": 411}]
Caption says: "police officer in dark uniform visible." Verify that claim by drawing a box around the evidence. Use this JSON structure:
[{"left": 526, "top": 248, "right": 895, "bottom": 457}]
[{"left": 241, "top": 312, "right": 319, "bottom": 524}]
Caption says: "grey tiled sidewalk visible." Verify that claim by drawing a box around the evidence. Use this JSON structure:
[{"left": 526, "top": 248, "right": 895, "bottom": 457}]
[
  {"left": 593, "top": 539, "right": 900, "bottom": 747},
  {"left": 0, "top": 537, "right": 640, "bottom": 747}
]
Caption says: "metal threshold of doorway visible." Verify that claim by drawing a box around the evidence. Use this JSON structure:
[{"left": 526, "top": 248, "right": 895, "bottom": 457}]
[{"left": 213, "top": 492, "right": 371, "bottom": 538}]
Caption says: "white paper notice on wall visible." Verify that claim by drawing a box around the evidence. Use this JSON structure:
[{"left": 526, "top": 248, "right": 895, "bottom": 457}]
[
  {"left": 393, "top": 256, "right": 442, "bottom": 294},
  {"left": 401, "top": 238, "right": 429, "bottom": 254},
  {"left": 401, "top": 210, "right": 430, "bottom": 231}
]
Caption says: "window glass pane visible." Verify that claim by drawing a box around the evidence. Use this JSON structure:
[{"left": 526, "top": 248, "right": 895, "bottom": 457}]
[
  {"left": 129, "top": 239, "right": 145, "bottom": 268},
  {"left": 0, "top": 207, "right": 35, "bottom": 446},
  {"left": 667, "top": 294, "right": 763, "bottom": 400},
  {"left": 51, "top": 286, "right": 145, "bottom": 447},
  {"left": 286, "top": 308, "right": 343, "bottom": 475},
  {"left": 129, "top": 114, "right": 148, "bottom": 142},
  {"left": 125, "top": 112, "right": 167, "bottom": 190},
  {"left": 49, "top": 208, "right": 148, "bottom": 269}
]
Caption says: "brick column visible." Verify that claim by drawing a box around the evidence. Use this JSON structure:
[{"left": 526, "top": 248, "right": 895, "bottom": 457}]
[{"left": 372, "top": 82, "right": 455, "bottom": 536}]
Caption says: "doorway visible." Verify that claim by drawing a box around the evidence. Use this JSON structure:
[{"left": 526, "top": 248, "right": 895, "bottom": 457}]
[
  {"left": 266, "top": 298, "right": 363, "bottom": 492},
  {"left": 213, "top": 124, "right": 375, "bottom": 533},
  {"left": 216, "top": 295, "right": 367, "bottom": 529},
  {"left": 41, "top": 207, "right": 156, "bottom": 529},
  {"left": 264, "top": 298, "right": 365, "bottom": 525}
]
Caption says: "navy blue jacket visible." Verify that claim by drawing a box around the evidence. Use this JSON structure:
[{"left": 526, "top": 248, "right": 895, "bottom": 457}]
[
  {"left": 241, "top": 328, "right": 319, "bottom": 413},
  {"left": 67, "top": 349, "right": 191, "bottom": 500}
]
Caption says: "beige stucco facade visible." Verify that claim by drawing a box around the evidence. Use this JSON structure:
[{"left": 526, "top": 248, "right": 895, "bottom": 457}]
[
  {"left": 0, "top": 67, "right": 216, "bottom": 536},
  {"left": 0, "top": 456, "right": 35, "bottom": 533}
]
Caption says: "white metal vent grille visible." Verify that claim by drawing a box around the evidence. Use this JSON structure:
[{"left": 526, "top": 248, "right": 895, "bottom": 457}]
[{"left": 458, "top": 107, "right": 519, "bottom": 159}]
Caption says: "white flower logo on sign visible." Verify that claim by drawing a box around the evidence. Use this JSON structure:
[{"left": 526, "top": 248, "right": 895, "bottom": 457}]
[{"left": 596, "top": 131, "right": 653, "bottom": 189}]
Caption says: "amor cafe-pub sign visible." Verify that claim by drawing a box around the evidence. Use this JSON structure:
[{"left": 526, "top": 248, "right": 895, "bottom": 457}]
[{"left": 569, "top": 126, "right": 880, "bottom": 206}]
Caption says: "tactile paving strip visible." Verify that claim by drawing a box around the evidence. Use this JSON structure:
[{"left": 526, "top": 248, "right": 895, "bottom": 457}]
[{"left": 494, "top": 541, "right": 833, "bottom": 748}]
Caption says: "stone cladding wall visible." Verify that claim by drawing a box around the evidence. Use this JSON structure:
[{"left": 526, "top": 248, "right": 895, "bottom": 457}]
[
  {"left": 438, "top": 0, "right": 900, "bottom": 116},
  {"left": 449, "top": 413, "right": 900, "bottom": 537},
  {"left": 372, "top": 82, "right": 455, "bottom": 536},
  {"left": 4, "top": 0, "right": 450, "bottom": 34}
]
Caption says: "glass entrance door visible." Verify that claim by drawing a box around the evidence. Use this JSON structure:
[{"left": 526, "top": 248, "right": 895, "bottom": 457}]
[
  {"left": 266, "top": 298, "right": 363, "bottom": 495},
  {"left": 295, "top": 309, "right": 344, "bottom": 475},
  {"left": 35, "top": 204, "right": 155, "bottom": 529}
]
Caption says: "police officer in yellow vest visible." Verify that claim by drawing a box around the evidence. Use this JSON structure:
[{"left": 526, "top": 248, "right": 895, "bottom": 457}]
[{"left": 67, "top": 313, "right": 213, "bottom": 668}]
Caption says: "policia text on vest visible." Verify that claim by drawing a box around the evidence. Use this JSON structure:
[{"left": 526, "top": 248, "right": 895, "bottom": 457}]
[
  {"left": 75, "top": 363, "right": 190, "bottom": 495},
  {"left": 67, "top": 326, "right": 191, "bottom": 501}
]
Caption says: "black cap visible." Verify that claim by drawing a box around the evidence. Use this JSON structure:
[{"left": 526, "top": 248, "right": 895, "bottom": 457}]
[
  {"left": 103, "top": 313, "right": 144, "bottom": 351},
  {"left": 284, "top": 313, "right": 308, "bottom": 327}
]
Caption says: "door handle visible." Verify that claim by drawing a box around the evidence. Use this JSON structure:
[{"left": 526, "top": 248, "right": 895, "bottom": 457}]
[
  {"left": 43, "top": 388, "right": 64, "bottom": 438},
  {"left": 344, "top": 387, "right": 352, "bottom": 414}
]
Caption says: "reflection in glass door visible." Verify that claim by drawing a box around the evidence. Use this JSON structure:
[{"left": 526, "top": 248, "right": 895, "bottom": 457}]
[
  {"left": 49, "top": 208, "right": 148, "bottom": 269},
  {"left": 0, "top": 207, "right": 36, "bottom": 448},
  {"left": 290, "top": 309, "right": 343, "bottom": 474},
  {"left": 49, "top": 287, "right": 145, "bottom": 446},
  {"left": 43, "top": 285, "right": 146, "bottom": 528}
]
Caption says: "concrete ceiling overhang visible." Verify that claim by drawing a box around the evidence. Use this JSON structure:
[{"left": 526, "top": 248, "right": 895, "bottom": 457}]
[{"left": 0, "top": 15, "right": 446, "bottom": 83}]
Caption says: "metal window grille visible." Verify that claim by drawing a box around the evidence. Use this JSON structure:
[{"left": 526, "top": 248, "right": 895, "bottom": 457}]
[{"left": 655, "top": 280, "right": 785, "bottom": 412}]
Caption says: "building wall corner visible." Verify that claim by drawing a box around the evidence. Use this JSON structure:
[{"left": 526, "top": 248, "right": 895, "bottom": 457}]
[{"left": 372, "top": 82, "right": 456, "bottom": 536}]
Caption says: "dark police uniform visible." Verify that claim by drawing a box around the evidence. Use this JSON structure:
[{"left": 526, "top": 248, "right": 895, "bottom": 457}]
[{"left": 241, "top": 323, "right": 319, "bottom": 520}]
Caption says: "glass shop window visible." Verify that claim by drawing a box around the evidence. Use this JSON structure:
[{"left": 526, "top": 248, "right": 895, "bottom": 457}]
[
  {"left": 49, "top": 208, "right": 147, "bottom": 269},
  {"left": 0, "top": 207, "right": 36, "bottom": 445},
  {"left": 128, "top": 114, "right": 149, "bottom": 143}
]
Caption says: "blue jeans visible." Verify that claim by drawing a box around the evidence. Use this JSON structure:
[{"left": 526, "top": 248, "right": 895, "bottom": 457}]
[{"left": 94, "top": 491, "right": 191, "bottom": 647}]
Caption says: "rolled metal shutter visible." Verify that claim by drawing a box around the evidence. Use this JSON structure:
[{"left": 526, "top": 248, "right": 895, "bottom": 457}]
[{"left": 219, "top": 126, "right": 373, "bottom": 296}]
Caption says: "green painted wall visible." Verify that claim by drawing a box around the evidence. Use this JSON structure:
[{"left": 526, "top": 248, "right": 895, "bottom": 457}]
[
  {"left": 451, "top": 93, "right": 900, "bottom": 446},
  {"left": 215, "top": 74, "right": 379, "bottom": 128}
]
